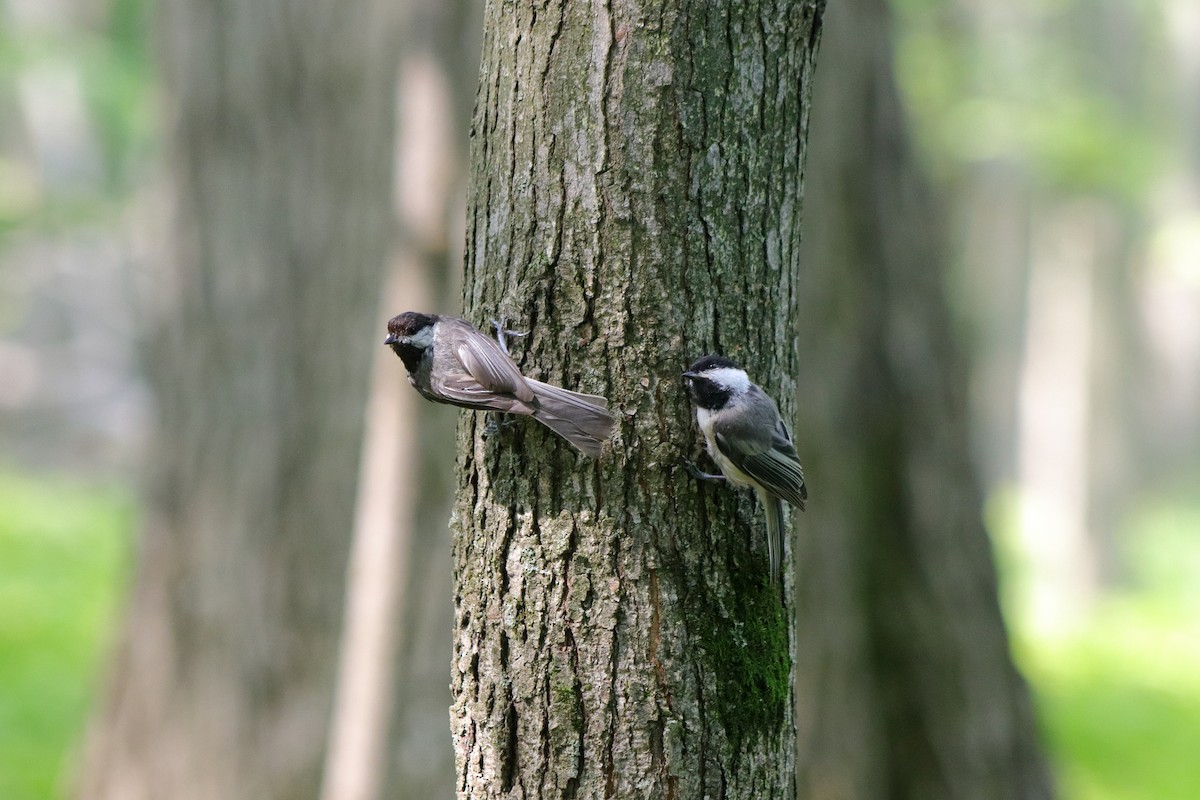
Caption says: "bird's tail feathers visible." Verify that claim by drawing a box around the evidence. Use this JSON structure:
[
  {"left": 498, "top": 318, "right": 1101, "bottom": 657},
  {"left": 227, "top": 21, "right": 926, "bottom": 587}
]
[
  {"left": 763, "top": 494, "right": 786, "bottom": 586},
  {"left": 527, "top": 379, "right": 616, "bottom": 459}
]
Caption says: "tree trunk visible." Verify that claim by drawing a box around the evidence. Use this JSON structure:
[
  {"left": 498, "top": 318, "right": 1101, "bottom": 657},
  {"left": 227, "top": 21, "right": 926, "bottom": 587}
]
[
  {"left": 793, "top": 0, "right": 1054, "bottom": 797},
  {"left": 78, "top": 2, "right": 398, "bottom": 799},
  {"left": 450, "top": 1, "right": 824, "bottom": 797}
]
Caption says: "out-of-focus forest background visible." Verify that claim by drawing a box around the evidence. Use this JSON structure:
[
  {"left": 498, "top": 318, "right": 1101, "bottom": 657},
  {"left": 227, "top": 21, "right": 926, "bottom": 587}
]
[{"left": 0, "top": 0, "right": 1197, "bottom": 798}]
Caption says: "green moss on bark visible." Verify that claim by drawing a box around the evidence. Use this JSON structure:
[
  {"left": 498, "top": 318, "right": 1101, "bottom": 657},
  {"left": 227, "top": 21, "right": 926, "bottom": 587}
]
[{"left": 689, "top": 557, "right": 791, "bottom": 753}]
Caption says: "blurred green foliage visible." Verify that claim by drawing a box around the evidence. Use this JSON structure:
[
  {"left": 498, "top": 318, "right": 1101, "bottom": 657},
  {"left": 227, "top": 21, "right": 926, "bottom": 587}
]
[
  {"left": 0, "top": 0, "right": 153, "bottom": 237},
  {"left": 89, "top": 0, "right": 156, "bottom": 193},
  {"left": 892, "top": 0, "right": 1172, "bottom": 197},
  {"left": 1025, "top": 611, "right": 1200, "bottom": 800},
  {"left": 0, "top": 470, "right": 132, "bottom": 800},
  {"left": 889, "top": 0, "right": 1200, "bottom": 790},
  {"left": 997, "top": 483, "right": 1200, "bottom": 800}
]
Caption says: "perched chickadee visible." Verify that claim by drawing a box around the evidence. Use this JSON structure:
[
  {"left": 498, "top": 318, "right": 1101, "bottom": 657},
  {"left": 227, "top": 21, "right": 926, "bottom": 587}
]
[
  {"left": 384, "top": 311, "right": 614, "bottom": 458},
  {"left": 682, "top": 355, "right": 807, "bottom": 584}
]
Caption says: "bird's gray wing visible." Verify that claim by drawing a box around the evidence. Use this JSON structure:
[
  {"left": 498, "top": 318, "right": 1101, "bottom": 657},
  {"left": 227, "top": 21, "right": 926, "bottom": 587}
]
[
  {"left": 436, "top": 318, "right": 537, "bottom": 408},
  {"left": 714, "top": 413, "right": 807, "bottom": 511}
]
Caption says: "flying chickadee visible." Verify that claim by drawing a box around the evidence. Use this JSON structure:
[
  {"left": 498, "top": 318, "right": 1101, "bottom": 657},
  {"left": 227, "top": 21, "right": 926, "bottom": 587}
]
[
  {"left": 384, "top": 311, "right": 615, "bottom": 458},
  {"left": 682, "top": 355, "right": 807, "bottom": 584}
]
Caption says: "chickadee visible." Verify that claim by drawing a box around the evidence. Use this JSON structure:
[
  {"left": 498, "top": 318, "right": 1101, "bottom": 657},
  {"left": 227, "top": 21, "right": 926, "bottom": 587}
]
[
  {"left": 384, "top": 311, "right": 615, "bottom": 458},
  {"left": 682, "top": 355, "right": 807, "bottom": 583}
]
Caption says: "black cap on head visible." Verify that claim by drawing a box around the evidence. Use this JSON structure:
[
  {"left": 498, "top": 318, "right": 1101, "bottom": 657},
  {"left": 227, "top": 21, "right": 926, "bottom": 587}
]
[
  {"left": 387, "top": 311, "right": 438, "bottom": 337},
  {"left": 685, "top": 355, "right": 740, "bottom": 374}
]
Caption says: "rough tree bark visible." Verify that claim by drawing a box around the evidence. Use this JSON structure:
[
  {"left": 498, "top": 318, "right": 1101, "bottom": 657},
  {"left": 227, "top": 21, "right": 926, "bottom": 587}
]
[
  {"left": 793, "top": 0, "right": 1055, "bottom": 797},
  {"left": 451, "top": 1, "right": 824, "bottom": 798},
  {"left": 78, "top": 2, "right": 398, "bottom": 799}
]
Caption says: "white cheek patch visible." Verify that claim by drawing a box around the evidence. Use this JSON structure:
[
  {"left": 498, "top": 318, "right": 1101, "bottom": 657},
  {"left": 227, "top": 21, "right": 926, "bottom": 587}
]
[
  {"left": 702, "top": 367, "right": 750, "bottom": 395},
  {"left": 407, "top": 326, "right": 436, "bottom": 348}
]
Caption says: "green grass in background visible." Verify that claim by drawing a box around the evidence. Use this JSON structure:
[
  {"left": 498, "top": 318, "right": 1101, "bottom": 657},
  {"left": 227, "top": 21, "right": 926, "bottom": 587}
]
[
  {"left": 1024, "top": 607, "right": 1200, "bottom": 800},
  {"left": 1006, "top": 487, "right": 1200, "bottom": 800},
  {"left": 0, "top": 470, "right": 132, "bottom": 800}
]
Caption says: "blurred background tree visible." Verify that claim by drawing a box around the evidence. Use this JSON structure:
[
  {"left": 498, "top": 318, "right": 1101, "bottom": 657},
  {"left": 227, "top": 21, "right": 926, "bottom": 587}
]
[
  {"left": 0, "top": 0, "right": 1198, "bottom": 799},
  {"left": 71, "top": 0, "right": 401, "bottom": 797},
  {"left": 795, "top": 0, "right": 1051, "bottom": 794},
  {"left": 320, "top": 2, "right": 479, "bottom": 799}
]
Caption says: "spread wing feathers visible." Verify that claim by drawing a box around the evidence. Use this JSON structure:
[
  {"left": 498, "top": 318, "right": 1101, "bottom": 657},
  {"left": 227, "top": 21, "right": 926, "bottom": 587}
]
[
  {"left": 432, "top": 318, "right": 613, "bottom": 457},
  {"left": 454, "top": 338, "right": 536, "bottom": 402},
  {"left": 434, "top": 370, "right": 537, "bottom": 413},
  {"left": 714, "top": 420, "right": 807, "bottom": 511},
  {"left": 427, "top": 320, "right": 538, "bottom": 411},
  {"left": 527, "top": 379, "right": 616, "bottom": 459}
]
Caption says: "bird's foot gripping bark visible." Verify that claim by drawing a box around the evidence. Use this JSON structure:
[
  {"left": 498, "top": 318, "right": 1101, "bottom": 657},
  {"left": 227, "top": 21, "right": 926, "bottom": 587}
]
[
  {"left": 490, "top": 316, "right": 528, "bottom": 356},
  {"left": 686, "top": 461, "right": 727, "bottom": 483},
  {"left": 483, "top": 413, "right": 520, "bottom": 438}
]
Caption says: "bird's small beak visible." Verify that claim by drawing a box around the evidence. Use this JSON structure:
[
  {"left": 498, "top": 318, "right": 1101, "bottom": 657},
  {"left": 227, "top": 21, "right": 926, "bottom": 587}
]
[
  {"left": 384, "top": 333, "right": 400, "bottom": 346},
  {"left": 682, "top": 371, "right": 698, "bottom": 381}
]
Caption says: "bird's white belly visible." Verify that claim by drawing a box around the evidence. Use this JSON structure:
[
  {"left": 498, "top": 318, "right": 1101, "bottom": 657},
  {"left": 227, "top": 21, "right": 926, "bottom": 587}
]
[{"left": 696, "top": 407, "right": 755, "bottom": 488}]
